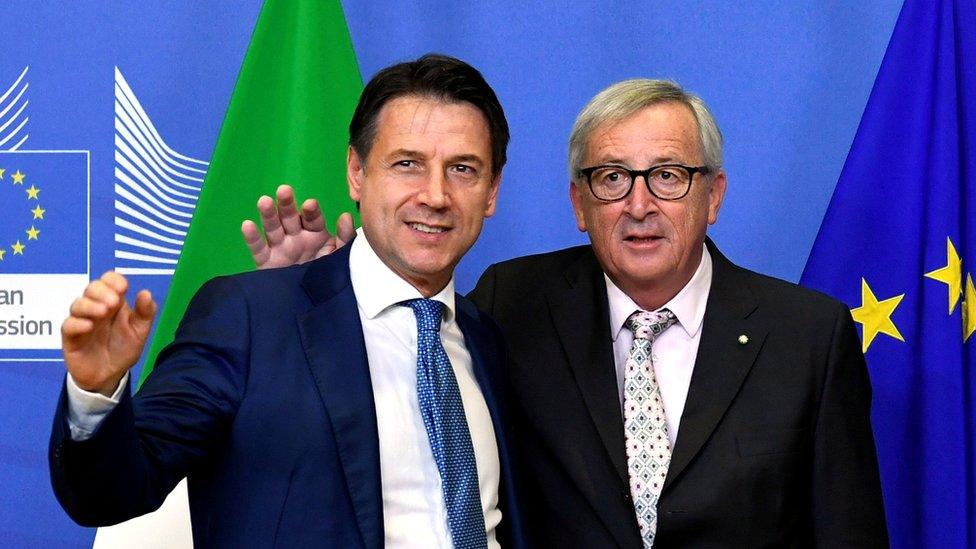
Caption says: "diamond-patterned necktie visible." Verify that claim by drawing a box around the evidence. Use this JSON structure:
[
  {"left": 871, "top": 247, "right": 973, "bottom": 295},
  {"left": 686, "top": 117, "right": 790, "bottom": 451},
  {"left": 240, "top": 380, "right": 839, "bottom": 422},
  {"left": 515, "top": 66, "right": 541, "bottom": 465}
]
[
  {"left": 623, "top": 308, "right": 678, "bottom": 548},
  {"left": 403, "top": 299, "right": 488, "bottom": 549}
]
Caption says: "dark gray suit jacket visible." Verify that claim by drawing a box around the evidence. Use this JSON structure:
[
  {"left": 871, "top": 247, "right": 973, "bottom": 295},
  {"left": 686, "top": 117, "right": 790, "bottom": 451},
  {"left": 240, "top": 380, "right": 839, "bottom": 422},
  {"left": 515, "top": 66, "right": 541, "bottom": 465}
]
[{"left": 469, "top": 239, "right": 887, "bottom": 548}]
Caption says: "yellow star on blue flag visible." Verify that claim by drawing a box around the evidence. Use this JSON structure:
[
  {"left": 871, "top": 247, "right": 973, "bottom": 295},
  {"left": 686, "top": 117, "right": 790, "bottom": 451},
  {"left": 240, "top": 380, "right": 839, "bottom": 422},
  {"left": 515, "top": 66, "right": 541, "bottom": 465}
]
[{"left": 800, "top": 0, "right": 976, "bottom": 544}]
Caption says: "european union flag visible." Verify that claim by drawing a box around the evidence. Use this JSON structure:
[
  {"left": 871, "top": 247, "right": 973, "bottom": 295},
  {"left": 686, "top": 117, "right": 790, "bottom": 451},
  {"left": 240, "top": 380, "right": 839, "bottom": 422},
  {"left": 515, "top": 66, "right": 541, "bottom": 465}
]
[
  {"left": 0, "top": 151, "right": 89, "bottom": 355},
  {"left": 800, "top": 0, "right": 975, "bottom": 546},
  {"left": 0, "top": 151, "right": 88, "bottom": 275}
]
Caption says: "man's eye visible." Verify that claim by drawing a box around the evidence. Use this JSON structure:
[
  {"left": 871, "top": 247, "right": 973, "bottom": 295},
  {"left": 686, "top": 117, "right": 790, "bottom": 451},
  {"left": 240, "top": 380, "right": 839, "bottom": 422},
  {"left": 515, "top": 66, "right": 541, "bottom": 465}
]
[
  {"left": 394, "top": 160, "right": 415, "bottom": 168},
  {"left": 596, "top": 169, "right": 627, "bottom": 185},
  {"left": 451, "top": 165, "right": 479, "bottom": 179}
]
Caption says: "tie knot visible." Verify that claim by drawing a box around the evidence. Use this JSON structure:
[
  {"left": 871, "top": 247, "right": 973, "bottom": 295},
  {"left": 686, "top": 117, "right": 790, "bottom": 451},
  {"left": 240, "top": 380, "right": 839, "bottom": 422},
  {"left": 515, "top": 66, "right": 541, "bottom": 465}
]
[
  {"left": 402, "top": 298, "right": 445, "bottom": 334},
  {"left": 625, "top": 308, "right": 677, "bottom": 342}
]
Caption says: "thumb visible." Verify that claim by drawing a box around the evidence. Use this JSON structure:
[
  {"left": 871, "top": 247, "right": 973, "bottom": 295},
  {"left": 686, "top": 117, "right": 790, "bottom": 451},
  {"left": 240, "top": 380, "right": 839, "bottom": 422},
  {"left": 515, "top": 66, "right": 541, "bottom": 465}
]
[{"left": 129, "top": 290, "right": 158, "bottom": 337}]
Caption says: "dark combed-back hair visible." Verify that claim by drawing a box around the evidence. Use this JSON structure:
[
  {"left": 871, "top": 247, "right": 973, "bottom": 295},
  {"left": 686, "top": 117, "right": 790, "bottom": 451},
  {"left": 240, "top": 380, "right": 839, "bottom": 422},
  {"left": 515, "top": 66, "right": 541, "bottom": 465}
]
[{"left": 349, "top": 53, "right": 509, "bottom": 176}]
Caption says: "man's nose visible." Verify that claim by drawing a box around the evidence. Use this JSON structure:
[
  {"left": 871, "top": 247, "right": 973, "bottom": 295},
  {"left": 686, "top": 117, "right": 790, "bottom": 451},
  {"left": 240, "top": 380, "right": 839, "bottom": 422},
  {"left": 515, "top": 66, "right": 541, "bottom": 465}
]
[
  {"left": 624, "top": 175, "right": 658, "bottom": 220},
  {"left": 418, "top": 170, "right": 449, "bottom": 209}
]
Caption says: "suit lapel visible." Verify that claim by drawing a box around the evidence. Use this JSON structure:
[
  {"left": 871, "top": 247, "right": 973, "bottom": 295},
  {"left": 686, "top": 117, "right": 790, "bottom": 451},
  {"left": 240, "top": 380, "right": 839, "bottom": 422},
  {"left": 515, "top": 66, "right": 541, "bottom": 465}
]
[
  {"left": 545, "top": 251, "right": 630, "bottom": 487},
  {"left": 455, "top": 298, "right": 526, "bottom": 547},
  {"left": 664, "top": 241, "right": 767, "bottom": 491},
  {"left": 455, "top": 297, "right": 504, "bottom": 438},
  {"left": 298, "top": 245, "right": 384, "bottom": 549}
]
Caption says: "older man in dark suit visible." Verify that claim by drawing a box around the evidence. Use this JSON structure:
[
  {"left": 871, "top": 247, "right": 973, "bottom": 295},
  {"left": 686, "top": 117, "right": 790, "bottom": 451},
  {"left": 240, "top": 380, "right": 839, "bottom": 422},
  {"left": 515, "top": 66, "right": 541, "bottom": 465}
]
[{"left": 248, "top": 79, "right": 888, "bottom": 547}]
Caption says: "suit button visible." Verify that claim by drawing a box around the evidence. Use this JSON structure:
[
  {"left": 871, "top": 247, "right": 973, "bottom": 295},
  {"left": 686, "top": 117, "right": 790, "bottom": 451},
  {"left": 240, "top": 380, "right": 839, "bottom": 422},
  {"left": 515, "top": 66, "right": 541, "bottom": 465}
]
[{"left": 622, "top": 491, "right": 631, "bottom": 501}]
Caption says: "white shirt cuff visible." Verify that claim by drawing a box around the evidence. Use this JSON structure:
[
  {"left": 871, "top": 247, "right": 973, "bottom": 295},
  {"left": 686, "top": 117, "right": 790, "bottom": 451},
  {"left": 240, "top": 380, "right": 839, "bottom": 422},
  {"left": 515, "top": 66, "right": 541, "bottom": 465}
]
[{"left": 65, "top": 371, "right": 129, "bottom": 441}]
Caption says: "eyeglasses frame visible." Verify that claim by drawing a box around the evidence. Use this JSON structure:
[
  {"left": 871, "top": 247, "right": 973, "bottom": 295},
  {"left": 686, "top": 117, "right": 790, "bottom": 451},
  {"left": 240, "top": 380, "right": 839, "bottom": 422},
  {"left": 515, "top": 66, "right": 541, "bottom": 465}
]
[{"left": 576, "top": 163, "right": 711, "bottom": 202}]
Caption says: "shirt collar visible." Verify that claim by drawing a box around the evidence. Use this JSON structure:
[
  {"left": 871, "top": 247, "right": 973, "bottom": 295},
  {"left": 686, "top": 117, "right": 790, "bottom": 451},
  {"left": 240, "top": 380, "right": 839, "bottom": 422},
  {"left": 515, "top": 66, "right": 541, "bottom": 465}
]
[
  {"left": 605, "top": 243, "right": 713, "bottom": 340},
  {"left": 349, "top": 227, "right": 457, "bottom": 322}
]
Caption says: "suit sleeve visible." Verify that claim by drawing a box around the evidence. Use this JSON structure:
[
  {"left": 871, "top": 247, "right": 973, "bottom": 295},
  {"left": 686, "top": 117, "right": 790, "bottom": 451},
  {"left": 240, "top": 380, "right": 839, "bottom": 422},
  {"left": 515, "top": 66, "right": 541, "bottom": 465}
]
[
  {"left": 467, "top": 263, "right": 498, "bottom": 315},
  {"left": 811, "top": 303, "right": 889, "bottom": 547},
  {"left": 49, "top": 276, "right": 251, "bottom": 527}
]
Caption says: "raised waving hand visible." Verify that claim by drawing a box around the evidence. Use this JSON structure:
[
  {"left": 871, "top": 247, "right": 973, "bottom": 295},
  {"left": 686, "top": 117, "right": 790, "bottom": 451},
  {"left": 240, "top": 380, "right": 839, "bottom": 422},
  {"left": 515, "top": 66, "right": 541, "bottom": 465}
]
[
  {"left": 241, "top": 185, "right": 355, "bottom": 269},
  {"left": 61, "top": 272, "right": 158, "bottom": 396}
]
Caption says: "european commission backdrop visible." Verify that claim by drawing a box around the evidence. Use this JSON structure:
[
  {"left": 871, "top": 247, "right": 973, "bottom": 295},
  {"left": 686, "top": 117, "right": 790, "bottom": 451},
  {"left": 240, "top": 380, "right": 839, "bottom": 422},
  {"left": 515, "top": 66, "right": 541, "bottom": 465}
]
[{"left": 3, "top": 1, "right": 974, "bottom": 547}]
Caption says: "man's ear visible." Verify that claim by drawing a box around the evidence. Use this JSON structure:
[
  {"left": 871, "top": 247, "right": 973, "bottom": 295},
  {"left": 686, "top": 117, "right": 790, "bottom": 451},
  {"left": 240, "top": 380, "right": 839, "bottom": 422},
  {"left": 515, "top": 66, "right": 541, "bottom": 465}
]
[
  {"left": 707, "top": 169, "right": 727, "bottom": 225},
  {"left": 347, "top": 146, "right": 365, "bottom": 202},
  {"left": 484, "top": 169, "right": 503, "bottom": 217},
  {"left": 569, "top": 180, "right": 587, "bottom": 232}
]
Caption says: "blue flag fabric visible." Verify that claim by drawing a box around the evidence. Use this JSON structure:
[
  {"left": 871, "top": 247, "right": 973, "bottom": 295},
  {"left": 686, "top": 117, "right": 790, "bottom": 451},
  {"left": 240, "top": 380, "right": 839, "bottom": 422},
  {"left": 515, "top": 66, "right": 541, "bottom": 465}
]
[
  {"left": 800, "top": 0, "right": 975, "bottom": 547},
  {"left": 0, "top": 151, "right": 88, "bottom": 275}
]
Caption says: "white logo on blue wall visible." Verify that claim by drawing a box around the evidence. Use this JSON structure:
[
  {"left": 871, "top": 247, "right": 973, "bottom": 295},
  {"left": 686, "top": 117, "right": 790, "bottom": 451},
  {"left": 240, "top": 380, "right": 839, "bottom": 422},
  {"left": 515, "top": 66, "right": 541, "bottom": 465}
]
[
  {"left": 113, "top": 68, "right": 210, "bottom": 276},
  {"left": 0, "top": 66, "right": 29, "bottom": 151},
  {"left": 0, "top": 161, "right": 50, "bottom": 337},
  {"left": 0, "top": 67, "right": 91, "bottom": 355}
]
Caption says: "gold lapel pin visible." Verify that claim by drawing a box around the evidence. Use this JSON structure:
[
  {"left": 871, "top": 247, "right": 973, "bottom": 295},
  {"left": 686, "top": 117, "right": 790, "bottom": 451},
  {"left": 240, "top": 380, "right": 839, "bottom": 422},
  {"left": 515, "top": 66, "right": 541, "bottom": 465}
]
[{"left": 738, "top": 334, "right": 749, "bottom": 345}]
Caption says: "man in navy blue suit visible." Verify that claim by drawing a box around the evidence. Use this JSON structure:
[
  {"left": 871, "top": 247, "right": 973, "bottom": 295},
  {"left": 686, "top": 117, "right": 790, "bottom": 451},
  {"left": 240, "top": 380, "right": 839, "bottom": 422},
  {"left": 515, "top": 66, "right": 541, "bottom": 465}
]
[{"left": 50, "top": 54, "right": 525, "bottom": 548}]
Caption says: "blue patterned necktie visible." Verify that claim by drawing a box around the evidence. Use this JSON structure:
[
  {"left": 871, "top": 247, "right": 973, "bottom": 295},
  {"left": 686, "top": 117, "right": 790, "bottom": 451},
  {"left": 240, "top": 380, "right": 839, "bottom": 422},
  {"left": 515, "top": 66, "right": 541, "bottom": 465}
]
[{"left": 403, "top": 298, "right": 488, "bottom": 549}]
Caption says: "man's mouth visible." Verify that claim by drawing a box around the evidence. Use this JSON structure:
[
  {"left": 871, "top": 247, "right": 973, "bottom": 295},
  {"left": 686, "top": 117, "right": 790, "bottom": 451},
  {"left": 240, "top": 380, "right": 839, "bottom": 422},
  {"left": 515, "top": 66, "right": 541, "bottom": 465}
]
[
  {"left": 624, "top": 235, "right": 662, "bottom": 243},
  {"left": 408, "top": 222, "right": 448, "bottom": 234}
]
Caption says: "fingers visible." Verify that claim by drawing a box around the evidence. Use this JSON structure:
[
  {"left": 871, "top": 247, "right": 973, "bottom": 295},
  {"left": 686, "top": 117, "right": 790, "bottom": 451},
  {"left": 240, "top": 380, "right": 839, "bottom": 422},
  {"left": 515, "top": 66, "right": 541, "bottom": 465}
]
[
  {"left": 100, "top": 271, "right": 129, "bottom": 295},
  {"left": 336, "top": 212, "right": 356, "bottom": 245},
  {"left": 257, "top": 195, "right": 284, "bottom": 246},
  {"left": 129, "top": 290, "right": 158, "bottom": 335},
  {"left": 69, "top": 296, "right": 109, "bottom": 319},
  {"left": 61, "top": 315, "right": 94, "bottom": 337},
  {"left": 63, "top": 271, "right": 132, "bottom": 335},
  {"left": 275, "top": 185, "right": 303, "bottom": 236},
  {"left": 300, "top": 199, "right": 327, "bottom": 233},
  {"left": 242, "top": 220, "right": 271, "bottom": 267},
  {"left": 81, "top": 273, "right": 128, "bottom": 312}
]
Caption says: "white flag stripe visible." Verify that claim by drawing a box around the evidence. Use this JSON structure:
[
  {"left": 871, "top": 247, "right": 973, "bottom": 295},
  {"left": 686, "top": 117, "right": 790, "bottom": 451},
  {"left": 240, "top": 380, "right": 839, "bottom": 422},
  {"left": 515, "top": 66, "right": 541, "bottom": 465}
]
[
  {"left": 115, "top": 217, "right": 186, "bottom": 246},
  {"left": 93, "top": 478, "right": 193, "bottom": 549},
  {"left": 115, "top": 201, "right": 188, "bottom": 237},
  {"left": 115, "top": 234, "right": 182, "bottom": 255}
]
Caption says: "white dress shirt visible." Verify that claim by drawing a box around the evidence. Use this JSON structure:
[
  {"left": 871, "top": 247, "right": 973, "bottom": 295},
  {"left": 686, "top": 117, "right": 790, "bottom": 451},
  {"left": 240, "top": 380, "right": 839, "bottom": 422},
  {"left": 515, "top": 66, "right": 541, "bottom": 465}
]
[
  {"left": 606, "top": 244, "right": 713, "bottom": 448},
  {"left": 349, "top": 229, "right": 501, "bottom": 548},
  {"left": 66, "top": 229, "right": 501, "bottom": 548}
]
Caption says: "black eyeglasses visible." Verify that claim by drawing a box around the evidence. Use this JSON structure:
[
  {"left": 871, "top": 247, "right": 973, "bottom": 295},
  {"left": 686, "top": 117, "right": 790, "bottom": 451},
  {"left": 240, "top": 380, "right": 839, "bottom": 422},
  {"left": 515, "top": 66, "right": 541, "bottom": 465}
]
[{"left": 577, "top": 164, "right": 711, "bottom": 202}]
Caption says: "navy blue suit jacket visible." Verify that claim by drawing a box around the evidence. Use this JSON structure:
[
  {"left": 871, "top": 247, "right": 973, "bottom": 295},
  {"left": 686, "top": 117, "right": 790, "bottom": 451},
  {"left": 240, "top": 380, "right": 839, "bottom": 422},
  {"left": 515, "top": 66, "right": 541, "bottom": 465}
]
[{"left": 50, "top": 244, "right": 525, "bottom": 548}]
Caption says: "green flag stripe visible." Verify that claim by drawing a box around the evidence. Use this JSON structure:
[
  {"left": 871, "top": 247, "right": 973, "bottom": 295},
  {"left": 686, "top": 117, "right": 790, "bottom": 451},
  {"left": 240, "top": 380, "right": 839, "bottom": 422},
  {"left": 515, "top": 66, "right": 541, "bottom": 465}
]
[{"left": 140, "top": 0, "right": 363, "bottom": 385}]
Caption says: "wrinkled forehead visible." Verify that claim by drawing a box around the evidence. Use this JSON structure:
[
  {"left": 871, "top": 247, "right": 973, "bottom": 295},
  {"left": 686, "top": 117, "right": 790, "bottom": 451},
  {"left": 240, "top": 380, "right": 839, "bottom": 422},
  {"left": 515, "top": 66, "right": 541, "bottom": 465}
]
[{"left": 584, "top": 102, "right": 703, "bottom": 163}]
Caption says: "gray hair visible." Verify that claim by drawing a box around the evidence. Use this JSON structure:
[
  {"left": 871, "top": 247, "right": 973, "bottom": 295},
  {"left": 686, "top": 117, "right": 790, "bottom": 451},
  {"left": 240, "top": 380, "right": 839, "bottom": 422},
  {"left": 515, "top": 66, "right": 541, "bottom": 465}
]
[{"left": 568, "top": 79, "right": 723, "bottom": 182}]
